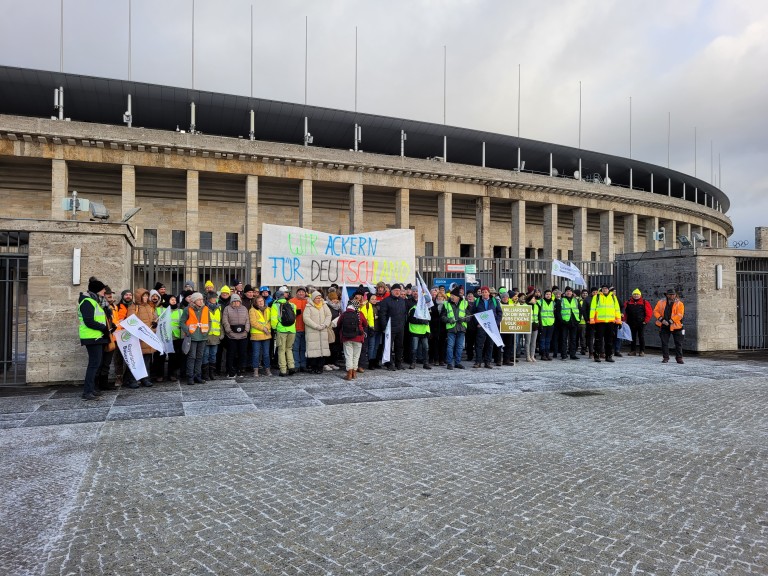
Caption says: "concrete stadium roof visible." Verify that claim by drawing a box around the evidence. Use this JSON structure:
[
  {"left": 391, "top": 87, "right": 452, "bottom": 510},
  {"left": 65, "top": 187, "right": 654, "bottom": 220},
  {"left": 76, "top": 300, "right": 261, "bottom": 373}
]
[{"left": 0, "top": 65, "right": 729, "bottom": 212}]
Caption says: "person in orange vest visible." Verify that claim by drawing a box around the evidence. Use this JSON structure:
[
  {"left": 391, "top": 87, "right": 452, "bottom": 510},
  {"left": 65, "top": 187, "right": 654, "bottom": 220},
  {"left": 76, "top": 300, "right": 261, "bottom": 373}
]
[
  {"left": 654, "top": 288, "right": 686, "bottom": 364},
  {"left": 589, "top": 284, "right": 622, "bottom": 363},
  {"left": 180, "top": 292, "right": 209, "bottom": 385}
]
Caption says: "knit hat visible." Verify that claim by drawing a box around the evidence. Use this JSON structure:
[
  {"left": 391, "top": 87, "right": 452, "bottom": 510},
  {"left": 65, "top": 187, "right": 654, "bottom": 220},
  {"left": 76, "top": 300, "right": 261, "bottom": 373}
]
[
  {"left": 666, "top": 288, "right": 676, "bottom": 295},
  {"left": 184, "top": 280, "right": 195, "bottom": 289},
  {"left": 391, "top": 283, "right": 402, "bottom": 291},
  {"left": 190, "top": 292, "right": 204, "bottom": 303},
  {"left": 498, "top": 287, "right": 508, "bottom": 294},
  {"left": 244, "top": 284, "right": 254, "bottom": 293},
  {"left": 88, "top": 277, "right": 106, "bottom": 294},
  {"left": 232, "top": 278, "right": 241, "bottom": 287},
  {"left": 632, "top": 289, "right": 642, "bottom": 296},
  {"left": 220, "top": 285, "right": 231, "bottom": 294},
  {"left": 450, "top": 286, "right": 462, "bottom": 297},
  {"left": 311, "top": 290, "right": 322, "bottom": 300},
  {"left": 205, "top": 280, "right": 215, "bottom": 289},
  {"left": 564, "top": 286, "right": 573, "bottom": 293},
  {"left": 296, "top": 286, "right": 307, "bottom": 294},
  {"left": 230, "top": 294, "right": 242, "bottom": 302},
  {"left": 274, "top": 289, "right": 286, "bottom": 300},
  {"left": 154, "top": 282, "right": 165, "bottom": 291},
  {"left": 207, "top": 291, "right": 218, "bottom": 301},
  {"left": 527, "top": 285, "right": 535, "bottom": 293}
]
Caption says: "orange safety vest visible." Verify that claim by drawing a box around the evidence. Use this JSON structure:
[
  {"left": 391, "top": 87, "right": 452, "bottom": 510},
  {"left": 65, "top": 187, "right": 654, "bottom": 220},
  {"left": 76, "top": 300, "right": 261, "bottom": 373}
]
[
  {"left": 186, "top": 306, "right": 210, "bottom": 334},
  {"left": 653, "top": 299, "right": 684, "bottom": 331}
]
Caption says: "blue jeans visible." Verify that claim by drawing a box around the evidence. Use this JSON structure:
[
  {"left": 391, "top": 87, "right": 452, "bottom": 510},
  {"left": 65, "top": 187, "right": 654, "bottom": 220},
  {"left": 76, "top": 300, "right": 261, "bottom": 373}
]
[
  {"left": 204, "top": 344, "right": 218, "bottom": 365},
  {"left": 445, "top": 331, "right": 465, "bottom": 367},
  {"left": 539, "top": 326, "right": 554, "bottom": 356},
  {"left": 292, "top": 332, "right": 307, "bottom": 368},
  {"left": 411, "top": 335, "right": 429, "bottom": 364},
  {"left": 252, "top": 339, "right": 271, "bottom": 370},
  {"left": 367, "top": 330, "right": 381, "bottom": 362}
]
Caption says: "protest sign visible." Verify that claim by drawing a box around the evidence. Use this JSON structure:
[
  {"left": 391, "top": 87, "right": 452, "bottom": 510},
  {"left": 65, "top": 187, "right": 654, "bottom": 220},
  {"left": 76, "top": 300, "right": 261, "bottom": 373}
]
[
  {"left": 474, "top": 310, "right": 504, "bottom": 347},
  {"left": 156, "top": 308, "right": 176, "bottom": 354},
  {"left": 261, "top": 224, "right": 415, "bottom": 287},
  {"left": 116, "top": 330, "right": 148, "bottom": 380},
  {"left": 121, "top": 314, "right": 165, "bottom": 354},
  {"left": 500, "top": 305, "right": 532, "bottom": 334}
]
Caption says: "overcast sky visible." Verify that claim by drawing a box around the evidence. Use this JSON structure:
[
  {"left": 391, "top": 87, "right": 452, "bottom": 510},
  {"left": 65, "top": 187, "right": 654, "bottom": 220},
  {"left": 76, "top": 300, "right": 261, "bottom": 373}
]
[{"left": 1, "top": 0, "right": 766, "bottom": 243}]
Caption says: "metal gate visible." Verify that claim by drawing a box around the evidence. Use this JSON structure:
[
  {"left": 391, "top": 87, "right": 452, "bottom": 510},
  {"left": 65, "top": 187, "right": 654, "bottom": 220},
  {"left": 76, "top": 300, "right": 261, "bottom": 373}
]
[
  {"left": 0, "top": 231, "right": 28, "bottom": 386},
  {"left": 737, "top": 257, "right": 768, "bottom": 349},
  {"left": 417, "top": 256, "right": 617, "bottom": 295},
  {"left": 132, "top": 248, "right": 260, "bottom": 294}
]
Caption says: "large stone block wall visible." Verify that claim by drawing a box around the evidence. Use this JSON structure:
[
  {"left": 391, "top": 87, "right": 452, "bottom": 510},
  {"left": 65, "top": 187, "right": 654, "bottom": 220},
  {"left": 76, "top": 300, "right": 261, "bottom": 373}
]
[
  {"left": 0, "top": 218, "right": 134, "bottom": 384},
  {"left": 617, "top": 250, "right": 740, "bottom": 352}
]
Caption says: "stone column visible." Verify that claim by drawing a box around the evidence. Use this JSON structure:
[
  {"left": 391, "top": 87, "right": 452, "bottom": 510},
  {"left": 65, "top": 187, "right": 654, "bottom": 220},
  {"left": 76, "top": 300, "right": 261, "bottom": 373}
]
[
  {"left": 51, "top": 159, "right": 68, "bottom": 218},
  {"left": 543, "top": 203, "right": 557, "bottom": 260},
  {"left": 679, "top": 222, "right": 692, "bottom": 244},
  {"left": 661, "top": 219, "right": 676, "bottom": 250},
  {"left": 438, "top": 192, "right": 453, "bottom": 258},
  {"left": 186, "top": 170, "right": 199, "bottom": 249},
  {"left": 121, "top": 165, "right": 135, "bottom": 218},
  {"left": 623, "top": 213, "right": 638, "bottom": 254},
  {"left": 510, "top": 200, "right": 526, "bottom": 259},
  {"left": 349, "top": 183, "right": 364, "bottom": 233},
  {"left": 645, "top": 217, "right": 659, "bottom": 251},
  {"left": 475, "top": 196, "right": 491, "bottom": 259},
  {"left": 245, "top": 175, "right": 259, "bottom": 252},
  {"left": 395, "top": 188, "right": 409, "bottom": 229},
  {"left": 572, "top": 207, "right": 588, "bottom": 261},
  {"left": 299, "top": 179, "right": 312, "bottom": 229},
  {"left": 755, "top": 227, "right": 768, "bottom": 250},
  {"left": 599, "top": 209, "right": 614, "bottom": 261},
  {"left": 705, "top": 228, "right": 713, "bottom": 248}
]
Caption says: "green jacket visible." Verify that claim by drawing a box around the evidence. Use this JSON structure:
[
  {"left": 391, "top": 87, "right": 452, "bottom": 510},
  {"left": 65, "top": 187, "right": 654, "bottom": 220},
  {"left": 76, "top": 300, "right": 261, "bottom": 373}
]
[{"left": 271, "top": 299, "right": 297, "bottom": 333}]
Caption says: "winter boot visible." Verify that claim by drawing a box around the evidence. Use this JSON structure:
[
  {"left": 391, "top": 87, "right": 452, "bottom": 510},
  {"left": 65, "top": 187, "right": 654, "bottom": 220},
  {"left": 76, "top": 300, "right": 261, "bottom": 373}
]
[{"left": 344, "top": 369, "right": 354, "bottom": 381}]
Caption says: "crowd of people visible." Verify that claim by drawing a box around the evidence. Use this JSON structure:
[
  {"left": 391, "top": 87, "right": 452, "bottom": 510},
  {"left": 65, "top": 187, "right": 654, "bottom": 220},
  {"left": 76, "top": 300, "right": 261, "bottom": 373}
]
[{"left": 76, "top": 277, "right": 686, "bottom": 400}]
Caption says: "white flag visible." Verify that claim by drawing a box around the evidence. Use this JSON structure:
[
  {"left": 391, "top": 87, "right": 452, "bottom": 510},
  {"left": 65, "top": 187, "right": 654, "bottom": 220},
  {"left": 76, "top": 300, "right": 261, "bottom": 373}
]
[
  {"left": 474, "top": 310, "right": 504, "bottom": 347},
  {"left": 121, "top": 314, "right": 166, "bottom": 354},
  {"left": 382, "top": 318, "right": 392, "bottom": 363},
  {"left": 413, "top": 272, "right": 432, "bottom": 321},
  {"left": 341, "top": 283, "right": 349, "bottom": 311},
  {"left": 116, "top": 330, "right": 148, "bottom": 380},
  {"left": 156, "top": 308, "right": 176, "bottom": 354}
]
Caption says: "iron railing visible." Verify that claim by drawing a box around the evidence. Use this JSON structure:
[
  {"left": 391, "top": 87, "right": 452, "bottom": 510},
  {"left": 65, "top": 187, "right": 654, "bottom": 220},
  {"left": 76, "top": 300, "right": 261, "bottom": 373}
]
[
  {"left": 736, "top": 257, "right": 768, "bottom": 349},
  {"left": 0, "top": 231, "right": 28, "bottom": 386}
]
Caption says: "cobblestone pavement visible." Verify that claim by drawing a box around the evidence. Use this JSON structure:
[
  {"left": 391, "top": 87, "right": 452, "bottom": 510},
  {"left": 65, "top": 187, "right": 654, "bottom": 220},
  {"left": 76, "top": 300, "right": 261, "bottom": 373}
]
[{"left": 1, "top": 355, "right": 767, "bottom": 575}]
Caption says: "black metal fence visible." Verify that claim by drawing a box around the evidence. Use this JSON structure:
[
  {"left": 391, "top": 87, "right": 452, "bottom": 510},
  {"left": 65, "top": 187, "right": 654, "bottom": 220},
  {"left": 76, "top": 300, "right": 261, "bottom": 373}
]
[
  {"left": 737, "top": 257, "right": 768, "bottom": 349},
  {"left": 0, "top": 231, "right": 28, "bottom": 386}
]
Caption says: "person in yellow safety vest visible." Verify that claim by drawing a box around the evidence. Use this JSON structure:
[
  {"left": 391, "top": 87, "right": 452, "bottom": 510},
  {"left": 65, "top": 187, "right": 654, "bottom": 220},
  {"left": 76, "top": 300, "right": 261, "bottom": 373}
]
[
  {"left": 556, "top": 286, "right": 581, "bottom": 360},
  {"left": 590, "top": 284, "right": 622, "bottom": 363},
  {"left": 95, "top": 286, "right": 120, "bottom": 391},
  {"left": 577, "top": 288, "right": 589, "bottom": 355},
  {"left": 249, "top": 295, "right": 273, "bottom": 376},
  {"left": 164, "top": 295, "right": 183, "bottom": 383},
  {"left": 202, "top": 291, "right": 222, "bottom": 382},
  {"left": 407, "top": 304, "right": 432, "bottom": 370},
  {"left": 538, "top": 289, "right": 556, "bottom": 361},
  {"left": 441, "top": 286, "right": 469, "bottom": 370},
  {"left": 271, "top": 288, "right": 298, "bottom": 376},
  {"left": 179, "top": 292, "right": 209, "bottom": 385},
  {"left": 77, "top": 277, "right": 113, "bottom": 401},
  {"left": 654, "top": 288, "right": 686, "bottom": 364}
]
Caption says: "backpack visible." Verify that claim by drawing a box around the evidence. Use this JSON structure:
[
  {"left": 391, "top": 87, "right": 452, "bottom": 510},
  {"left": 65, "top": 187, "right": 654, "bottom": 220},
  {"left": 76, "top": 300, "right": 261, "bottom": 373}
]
[
  {"left": 279, "top": 302, "right": 296, "bottom": 327},
  {"left": 341, "top": 311, "right": 363, "bottom": 339}
]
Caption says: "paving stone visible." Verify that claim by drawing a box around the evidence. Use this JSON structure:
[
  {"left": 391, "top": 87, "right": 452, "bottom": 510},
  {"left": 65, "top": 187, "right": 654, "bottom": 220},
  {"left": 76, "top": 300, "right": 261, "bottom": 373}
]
[
  {"left": 106, "top": 402, "right": 185, "bottom": 421},
  {"left": 182, "top": 401, "right": 259, "bottom": 416},
  {"left": 22, "top": 407, "right": 111, "bottom": 427},
  {"left": 180, "top": 387, "right": 251, "bottom": 402},
  {"left": 112, "top": 391, "right": 182, "bottom": 406},
  {"left": 366, "top": 387, "right": 436, "bottom": 401},
  {"left": 0, "top": 397, "right": 46, "bottom": 414}
]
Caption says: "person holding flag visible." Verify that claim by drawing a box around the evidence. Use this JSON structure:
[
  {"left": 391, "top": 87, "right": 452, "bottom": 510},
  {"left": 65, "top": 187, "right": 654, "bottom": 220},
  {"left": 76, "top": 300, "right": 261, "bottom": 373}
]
[
  {"left": 378, "top": 283, "right": 409, "bottom": 371},
  {"left": 471, "top": 286, "right": 502, "bottom": 369},
  {"left": 441, "top": 286, "right": 469, "bottom": 370}
]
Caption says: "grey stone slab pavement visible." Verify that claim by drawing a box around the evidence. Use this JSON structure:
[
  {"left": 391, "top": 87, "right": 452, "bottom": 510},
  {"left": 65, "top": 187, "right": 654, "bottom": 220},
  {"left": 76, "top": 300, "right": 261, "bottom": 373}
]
[{"left": 1, "top": 354, "right": 767, "bottom": 575}]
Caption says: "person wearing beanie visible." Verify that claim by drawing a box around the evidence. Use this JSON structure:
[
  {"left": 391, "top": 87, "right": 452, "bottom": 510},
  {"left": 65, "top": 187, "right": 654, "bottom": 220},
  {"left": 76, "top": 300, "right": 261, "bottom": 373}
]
[
  {"left": 471, "top": 286, "right": 502, "bottom": 369},
  {"left": 134, "top": 288, "right": 158, "bottom": 386},
  {"left": 407, "top": 296, "right": 432, "bottom": 371},
  {"left": 441, "top": 286, "right": 468, "bottom": 370},
  {"left": 222, "top": 293, "right": 250, "bottom": 381},
  {"left": 577, "top": 288, "right": 590, "bottom": 356},
  {"left": 215, "top": 286, "right": 232, "bottom": 375},
  {"left": 249, "top": 294, "right": 273, "bottom": 376},
  {"left": 375, "top": 281, "right": 390, "bottom": 301},
  {"left": 624, "top": 288, "right": 653, "bottom": 357},
  {"left": 202, "top": 291, "right": 222, "bottom": 381},
  {"left": 339, "top": 303, "right": 368, "bottom": 380},
  {"left": 289, "top": 287, "right": 309, "bottom": 372},
  {"left": 324, "top": 289, "right": 343, "bottom": 370},
  {"left": 378, "top": 283, "right": 409, "bottom": 370},
  {"left": 271, "top": 288, "right": 298, "bottom": 376},
  {"left": 303, "top": 290, "right": 332, "bottom": 374},
  {"left": 538, "top": 289, "right": 556, "bottom": 361},
  {"left": 179, "top": 289, "right": 194, "bottom": 309},
  {"left": 204, "top": 280, "right": 215, "bottom": 292},
  {"left": 77, "top": 277, "right": 112, "bottom": 400},
  {"left": 180, "top": 292, "right": 209, "bottom": 385},
  {"left": 555, "top": 286, "right": 581, "bottom": 360},
  {"left": 242, "top": 285, "right": 256, "bottom": 310},
  {"left": 524, "top": 292, "right": 540, "bottom": 363}
]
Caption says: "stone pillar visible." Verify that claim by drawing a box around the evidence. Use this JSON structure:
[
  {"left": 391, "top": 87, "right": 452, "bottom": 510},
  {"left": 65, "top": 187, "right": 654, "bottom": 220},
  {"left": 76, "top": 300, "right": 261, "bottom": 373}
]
[
  {"left": 599, "top": 210, "right": 614, "bottom": 261},
  {"left": 299, "top": 179, "right": 313, "bottom": 229},
  {"left": 679, "top": 222, "right": 692, "bottom": 244},
  {"left": 645, "top": 217, "right": 659, "bottom": 251},
  {"left": 705, "top": 228, "right": 713, "bottom": 248},
  {"left": 510, "top": 200, "right": 526, "bottom": 259},
  {"left": 121, "top": 164, "right": 135, "bottom": 218},
  {"left": 661, "top": 219, "right": 676, "bottom": 250},
  {"left": 475, "top": 196, "right": 491, "bottom": 259},
  {"left": 623, "top": 214, "right": 638, "bottom": 254},
  {"left": 572, "top": 207, "right": 588, "bottom": 262},
  {"left": 543, "top": 204, "right": 557, "bottom": 260},
  {"left": 186, "top": 170, "right": 199, "bottom": 249},
  {"left": 245, "top": 175, "right": 259, "bottom": 252},
  {"left": 349, "top": 183, "right": 363, "bottom": 233},
  {"left": 51, "top": 159, "right": 68, "bottom": 218},
  {"left": 438, "top": 192, "right": 453, "bottom": 258},
  {"left": 755, "top": 227, "right": 768, "bottom": 250},
  {"left": 395, "top": 188, "right": 409, "bottom": 229}
]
